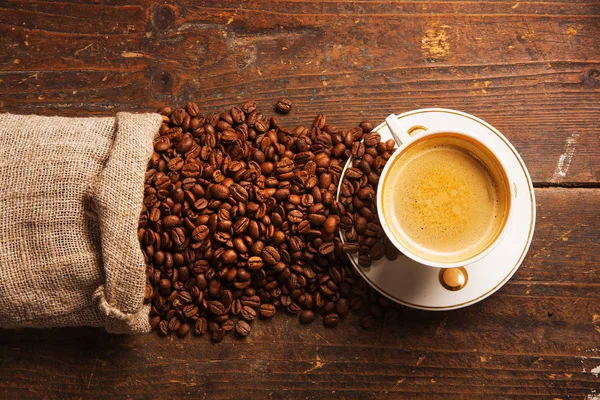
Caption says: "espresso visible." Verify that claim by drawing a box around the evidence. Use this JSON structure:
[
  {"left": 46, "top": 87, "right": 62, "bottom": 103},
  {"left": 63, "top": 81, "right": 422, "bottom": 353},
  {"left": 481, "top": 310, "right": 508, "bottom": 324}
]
[{"left": 381, "top": 134, "right": 509, "bottom": 264}]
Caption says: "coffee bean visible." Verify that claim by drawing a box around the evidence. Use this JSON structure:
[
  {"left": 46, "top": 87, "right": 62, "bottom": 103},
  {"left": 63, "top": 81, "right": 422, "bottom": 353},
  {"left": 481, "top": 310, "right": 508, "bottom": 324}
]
[
  {"left": 178, "top": 323, "right": 190, "bottom": 338},
  {"left": 358, "top": 255, "right": 372, "bottom": 268},
  {"left": 221, "top": 249, "right": 238, "bottom": 264},
  {"left": 308, "top": 213, "right": 326, "bottom": 226},
  {"left": 158, "top": 320, "right": 169, "bottom": 336},
  {"left": 345, "top": 168, "right": 363, "bottom": 179},
  {"left": 236, "top": 320, "right": 252, "bottom": 336},
  {"left": 262, "top": 246, "right": 280, "bottom": 265},
  {"left": 313, "top": 114, "right": 326, "bottom": 129},
  {"left": 259, "top": 303, "right": 276, "bottom": 318},
  {"left": 324, "top": 216, "right": 337, "bottom": 234},
  {"left": 149, "top": 316, "right": 160, "bottom": 329},
  {"left": 242, "top": 100, "right": 257, "bottom": 114},
  {"left": 360, "top": 315, "right": 376, "bottom": 329},
  {"left": 318, "top": 242, "right": 334, "bottom": 255},
  {"left": 162, "top": 215, "right": 180, "bottom": 230},
  {"left": 230, "top": 184, "right": 248, "bottom": 202},
  {"left": 343, "top": 242, "right": 360, "bottom": 253},
  {"left": 350, "top": 297, "right": 363, "bottom": 311},
  {"left": 335, "top": 298, "right": 350, "bottom": 317},
  {"left": 275, "top": 97, "right": 293, "bottom": 114},
  {"left": 369, "top": 242, "right": 386, "bottom": 260},
  {"left": 194, "top": 318, "right": 208, "bottom": 335},
  {"left": 360, "top": 121, "right": 374, "bottom": 133},
  {"left": 209, "top": 300, "right": 227, "bottom": 316},
  {"left": 210, "top": 184, "right": 230, "bottom": 200},
  {"left": 364, "top": 132, "right": 381, "bottom": 147},
  {"left": 191, "top": 225, "right": 209, "bottom": 241},
  {"left": 211, "top": 329, "right": 225, "bottom": 342},
  {"left": 299, "top": 310, "right": 315, "bottom": 324},
  {"left": 159, "top": 278, "right": 171, "bottom": 295},
  {"left": 241, "top": 295, "right": 261, "bottom": 308},
  {"left": 287, "top": 210, "right": 304, "bottom": 224},
  {"left": 216, "top": 319, "right": 231, "bottom": 333},
  {"left": 323, "top": 313, "right": 339, "bottom": 327},
  {"left": 168, "top": 317, "right": 181, "bottom": 332},
  {"left": 385, "top": 243, "right": 400, "bottom": 260},
  {"left": 245, "top": 256, "right": 262, "bottom": 271},
  {"left": 241, "top": 305, "right": 257, "bottom": 321}
]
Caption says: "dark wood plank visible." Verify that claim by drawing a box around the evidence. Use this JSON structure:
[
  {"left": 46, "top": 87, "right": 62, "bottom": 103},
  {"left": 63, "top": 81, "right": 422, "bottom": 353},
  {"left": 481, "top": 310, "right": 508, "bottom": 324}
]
[
  {"left": 0, "top": 1, "right": 598, "bottom": 399},
  {"left": 0, "top": 0, "right": 599, "bottom": 185},
  {"left": 0, "top": 188, "right": 598, "bottom": 399}
]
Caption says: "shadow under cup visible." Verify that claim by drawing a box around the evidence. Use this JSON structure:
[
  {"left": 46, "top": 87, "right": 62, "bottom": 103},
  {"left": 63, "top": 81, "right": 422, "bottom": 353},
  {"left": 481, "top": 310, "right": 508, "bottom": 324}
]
[{"left": 380, "top": 132, "right": 512, "bottom": 267}]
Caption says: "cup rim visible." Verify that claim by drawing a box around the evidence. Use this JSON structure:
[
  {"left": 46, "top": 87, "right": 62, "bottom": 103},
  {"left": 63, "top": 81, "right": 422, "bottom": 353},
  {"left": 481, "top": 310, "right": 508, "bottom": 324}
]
[{"left": 376, "top": 128, "right": 514, "bottom": 269}]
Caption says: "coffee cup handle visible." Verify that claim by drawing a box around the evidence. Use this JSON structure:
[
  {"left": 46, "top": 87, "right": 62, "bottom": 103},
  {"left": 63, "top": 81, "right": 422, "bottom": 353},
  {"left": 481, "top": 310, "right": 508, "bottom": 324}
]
[{"left": 385, "top": 114, "right": 412, "bottom": 146}]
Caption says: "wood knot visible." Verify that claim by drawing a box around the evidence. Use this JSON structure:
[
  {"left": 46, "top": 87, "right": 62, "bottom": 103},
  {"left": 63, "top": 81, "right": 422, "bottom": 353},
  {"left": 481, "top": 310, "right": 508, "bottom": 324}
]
[
  {"left": 151, "top": 4, "right": 176, "bottom": 31},
  {"left": 580, "top": 69, "right": 599, "bottom": 89},
  {"left": 150, "top": 68, "right": 178, "bottom": 96}
]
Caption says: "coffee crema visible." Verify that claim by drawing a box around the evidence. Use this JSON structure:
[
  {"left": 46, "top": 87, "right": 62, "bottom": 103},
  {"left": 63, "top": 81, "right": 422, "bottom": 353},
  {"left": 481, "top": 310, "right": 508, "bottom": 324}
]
[{"left": 381, "top": 133, "right": 509, "bottom": 264}]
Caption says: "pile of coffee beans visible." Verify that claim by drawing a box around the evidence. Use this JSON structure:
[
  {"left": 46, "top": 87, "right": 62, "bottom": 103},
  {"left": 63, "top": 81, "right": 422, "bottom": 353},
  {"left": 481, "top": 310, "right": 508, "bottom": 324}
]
[{"left": 140, "top": 100, "right": 401, "bottom": 340}]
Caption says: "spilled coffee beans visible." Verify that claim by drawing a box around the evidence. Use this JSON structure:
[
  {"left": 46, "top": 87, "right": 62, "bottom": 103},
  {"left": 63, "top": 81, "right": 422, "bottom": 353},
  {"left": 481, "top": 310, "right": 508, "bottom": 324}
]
[{"left": 140, "top": 100, "right": 401, "bottom": 340}]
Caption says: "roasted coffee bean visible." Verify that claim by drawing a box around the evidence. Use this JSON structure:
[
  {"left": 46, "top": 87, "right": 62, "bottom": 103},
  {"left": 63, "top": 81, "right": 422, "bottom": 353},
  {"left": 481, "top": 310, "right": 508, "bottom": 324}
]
[
  {"left": 259, "top": 303, "right": 276, "bottom": 318},
  {"left": 369, "top": 242, "right": 386, "bottom": 260},
  {"left": 358, "top": 255, "right": 372, "bottom": 268},
  {"left": 168, "top": 317, "right": 181, "bottom": 332},
  {"left": 209, "top": 301, "right": 227, "bottom": 316},
  {"left": 236, "top": 320, "right": 252, "bottom": 336},
  {"left": 335, "top": 298, "right": 350, "bottom": 317},
  {"left": 299, "top": 309, "right": 315, "bottom": 324},
  {"left": 217, "top": 319, "right": 233, "bottom": 333},
  {"left": 275, "top": 97, "right": 293, "bottom": 114},
  {"left": 159, "top": 278, "right": 171, "bottom": 295},
  {"left": 178, "top": 323, "right": 191, "bottom": 338},
  {"left": 287, "top": 210, "right": 304, "bottom": 224},
  {"left": 262, "top": 246, "right": 280, "bottom": 265},
  {"left": 308, "top": 213, "right": 326, "bottom": 226},
  {"left": 221, "top": 249, "right": 238, "bottom": 264},
  {"left": 230, "top": 184, "right": 248, "bottom": 202},
  {"left": 242, "top": 100, "right": 257, "bottom": 114},
  {"left": 350, "top": 297, "right": 363, "bottom": 311},
  {"left": 360, "top": 315, "right": 376, "bottom": 329},
  {"left": 386, "top": 243, "right": 400, "bottom": 260},
  {"left": 194, "top": 318, "right": 208, "bottom": 335},
  {"left": 345, "top": 168, "right": 363, "bottom": 179},
  {"left": 364, "top": 132, "right": 381, "bottom": 147},
  {"left": 192, "top": 225, "right": 209, "bottom": 241},
  {"left": 318, "top": 242, "right": 334, "bottom": 255},
  {"left": 162, "top": 215, "right": 180, "bottom": 230},
  {"left": 210, "top": 184, "right": 230, "bottom": 200},
  {"left": 323, "top": 313, "right": 339, "bottom": 327},
  {"left": 212, "top": 329, "right": 225, "bottom": 342},
  {"left": 241, "top": 295, "right": 261, "bottom": 308},
  {"left": 149, "top": 316, "right": 160, "bottom": 329},
  {"left": 247, "top": 256, "right": 264, "bottom": 271},
  {"left": 351, "top": 142, "right": 366, "bottom": 158},
  {"left": 342, "top": 242, "right": 360, "bottom": 253},
  {"left": 241, "top": 305, "right": 257, "bottom": 321}
]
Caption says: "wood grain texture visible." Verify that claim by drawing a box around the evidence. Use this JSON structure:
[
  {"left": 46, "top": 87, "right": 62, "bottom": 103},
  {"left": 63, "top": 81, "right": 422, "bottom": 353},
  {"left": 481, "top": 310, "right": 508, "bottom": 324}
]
[
  {"left": 0, "top": 0, "right": 599, "bottom": 184},
  {"left": 0, "top": 189, "right": 598, "bottom": 399},
  {"left": 0, "top": 1, "right": 598, "bottom": 399}
]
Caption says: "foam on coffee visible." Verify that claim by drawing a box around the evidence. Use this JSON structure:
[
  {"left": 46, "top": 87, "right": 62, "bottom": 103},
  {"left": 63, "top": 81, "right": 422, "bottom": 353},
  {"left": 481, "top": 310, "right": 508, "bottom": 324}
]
[{"left": 381, "top": 133, "right": 509, "bottom": 264}]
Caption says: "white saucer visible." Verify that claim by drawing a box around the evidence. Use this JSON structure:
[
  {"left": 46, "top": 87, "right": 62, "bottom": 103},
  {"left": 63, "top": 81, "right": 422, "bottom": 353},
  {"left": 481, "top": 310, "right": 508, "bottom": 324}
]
[{"left": 337, "top": 109, "right": 536, "bottom": 310}]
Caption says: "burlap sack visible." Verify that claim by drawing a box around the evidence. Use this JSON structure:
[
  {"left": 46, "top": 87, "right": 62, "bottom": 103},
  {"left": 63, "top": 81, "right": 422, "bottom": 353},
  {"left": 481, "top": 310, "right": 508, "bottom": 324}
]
[{"left": 0, "top": 112, "right": 162, "bottom": 334}]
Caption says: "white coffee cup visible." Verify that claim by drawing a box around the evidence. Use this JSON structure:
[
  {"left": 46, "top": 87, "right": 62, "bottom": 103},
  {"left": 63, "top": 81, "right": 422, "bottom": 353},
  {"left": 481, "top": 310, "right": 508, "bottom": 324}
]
[{"left": 376, "top": 114, "right": 517, "bottom": 269}]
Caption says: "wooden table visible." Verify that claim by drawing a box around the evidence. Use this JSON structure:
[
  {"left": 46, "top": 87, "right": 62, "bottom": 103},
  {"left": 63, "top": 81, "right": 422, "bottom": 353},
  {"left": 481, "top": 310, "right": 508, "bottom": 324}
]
[{"left": 1, "top": 1, "right": 599, "bottom": 398}]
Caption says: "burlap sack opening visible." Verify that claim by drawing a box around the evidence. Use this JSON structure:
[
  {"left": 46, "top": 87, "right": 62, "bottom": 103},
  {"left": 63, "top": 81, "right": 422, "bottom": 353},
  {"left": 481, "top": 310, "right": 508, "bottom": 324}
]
[{"left": 0, "top": 112, "right": 162, "bottom": 334}]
